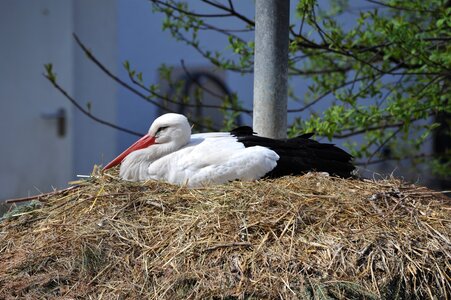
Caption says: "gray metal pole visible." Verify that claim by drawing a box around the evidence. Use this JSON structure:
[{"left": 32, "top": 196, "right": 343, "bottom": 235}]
[{"left": 253, "top": 0, "right": 290, "bottom": 139}]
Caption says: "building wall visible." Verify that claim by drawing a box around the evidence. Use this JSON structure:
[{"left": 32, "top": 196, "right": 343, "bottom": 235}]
[
  {"left": 0, "top": 1, "right": 117, "bottom": 201},
  {"left": 0, "top": 1, "right": 74, "bottom": 200}
]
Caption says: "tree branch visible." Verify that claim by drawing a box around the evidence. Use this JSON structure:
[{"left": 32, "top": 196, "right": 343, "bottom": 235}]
[
  {"left": 43, "top": 72, "right": 144, "bottom": 137},
  {"left": 151, "top": 0, "right": 233, "bottom": 18},
  {"left": 365, "top": 0, "right": 437, "bottom": 13},
  {"left": 287, "top": 75, "right": 373, "bottom": 113},
  {"left": 73, "top": 33, "right": 222, "bottom": 131},
  {"left": 199, "top": 0, "right": 255, "bottom": 26},
  {"left": 354, "top": 153, "right": 432, "bottom": 166}
]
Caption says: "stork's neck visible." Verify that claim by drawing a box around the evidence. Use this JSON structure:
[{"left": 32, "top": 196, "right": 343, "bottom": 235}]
[{"left": 119, "top": 139, "right": 186, "bottom": 181}]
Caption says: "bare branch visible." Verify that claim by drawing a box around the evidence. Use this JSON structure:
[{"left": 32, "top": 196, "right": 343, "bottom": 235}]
[
  {"left": 123, "top": 60, "right": 252, "bottom": 115},
  {"left": 43, "top": 73, "right": 145, "bottom": 137},
  {"left": 73, "top": 33, "right": 222, "bottom": 131},
  {"left": 73, "top": 34, "right": 175, "bottom": 113},
  {"left": 287, "top": 75, "right": 373, "bottom": 113},
  {"left": 354, "top": 153, "right": 432, "bottom": 166},
  {"left": 199, "top": 0, "right": 255, "bottom": 26},
  {"left": 333, "top": 122, "right": 405, "bottom": 139},
  {"left": 365, "top": 127, "right": 403, "bottom": 166},
  {"left": 151, "top": 0, "right": 233, "bottom": 18},
  {"left": 365, "top": 0, "right": 437, "bottom": 13}
]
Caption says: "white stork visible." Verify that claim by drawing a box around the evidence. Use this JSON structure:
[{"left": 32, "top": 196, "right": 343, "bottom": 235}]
[{"left": 103, "top": 113, "right": 354, "bottom": 187}]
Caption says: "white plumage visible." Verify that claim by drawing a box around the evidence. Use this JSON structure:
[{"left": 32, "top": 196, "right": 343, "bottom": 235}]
[{"left": 105, "top": 114, "right": 279, "bottom": 187}]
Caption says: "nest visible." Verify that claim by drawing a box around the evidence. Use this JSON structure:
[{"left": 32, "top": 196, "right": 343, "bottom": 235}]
[{"left": 0, "top": 169, "right": 449, "bottom": 299}]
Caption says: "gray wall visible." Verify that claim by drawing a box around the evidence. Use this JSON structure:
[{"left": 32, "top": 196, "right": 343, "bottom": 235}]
[{"left": 0, "top": 1, "right": 117, "bottom": 201}]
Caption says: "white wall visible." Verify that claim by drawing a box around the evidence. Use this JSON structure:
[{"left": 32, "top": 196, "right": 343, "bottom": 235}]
[
  {"left": 0, "top": 1, "right": 74, "bottom": 200},
  {"left": 0, "top": 1, "right": 118, "bottom": 200}
]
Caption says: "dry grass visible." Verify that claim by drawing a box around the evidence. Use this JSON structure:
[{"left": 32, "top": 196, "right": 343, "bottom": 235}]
[{"left": 0, "top": 169, "right": 450, "bottom": 299}]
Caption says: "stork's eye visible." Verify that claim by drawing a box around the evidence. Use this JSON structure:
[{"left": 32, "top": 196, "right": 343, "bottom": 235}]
[{"left": 156, "top": 126, "right": 168, "bottom": 134}]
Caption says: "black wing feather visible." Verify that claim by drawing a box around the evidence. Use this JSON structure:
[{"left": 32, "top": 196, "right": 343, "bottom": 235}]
[{"left": 231, "top": 128, "right": 355, "bottom": 178}]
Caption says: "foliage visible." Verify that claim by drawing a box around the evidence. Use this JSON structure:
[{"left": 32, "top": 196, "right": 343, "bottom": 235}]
[{"left": 149, "top": 0, "right": 450, "bottom": 175}]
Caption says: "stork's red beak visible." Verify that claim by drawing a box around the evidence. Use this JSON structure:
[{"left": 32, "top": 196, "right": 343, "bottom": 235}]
[{"left": 103, "top": 135, "right": 156, "bottom": 170}]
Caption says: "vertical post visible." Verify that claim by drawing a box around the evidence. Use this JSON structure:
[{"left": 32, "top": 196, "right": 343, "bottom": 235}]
[{"left": 253, "top": 0, "right": 290, "bottom": 139}]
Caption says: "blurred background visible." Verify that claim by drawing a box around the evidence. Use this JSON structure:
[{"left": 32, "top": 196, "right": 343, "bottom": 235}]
[{"left": 0, "top": 0, "right": 448, "bottom": 205}]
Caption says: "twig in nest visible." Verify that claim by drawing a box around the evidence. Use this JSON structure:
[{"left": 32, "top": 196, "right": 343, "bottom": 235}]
[
  {"left": 204, "top": 242, "right": 252, "bottom": 252},
  {"left": 146, "top": 200, "right": 166, "bottom": 211},
  {"left": 5, "top": 185, "right": 80, "bottom": 204}
]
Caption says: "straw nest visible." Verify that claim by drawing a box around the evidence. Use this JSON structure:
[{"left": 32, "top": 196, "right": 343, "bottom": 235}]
[{"left": 0, "top": 169, "right": 449, "bottom": 300}]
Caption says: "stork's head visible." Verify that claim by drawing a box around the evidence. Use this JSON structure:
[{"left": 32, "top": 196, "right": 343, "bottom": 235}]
[
  {"left": 148, "top": 113, "right": 191, "bottom": 146},
  {"left": 103, "top": 113, "right": 191, "bottom": 170}
]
